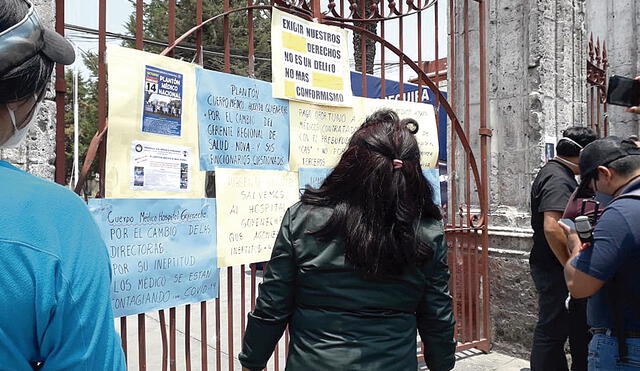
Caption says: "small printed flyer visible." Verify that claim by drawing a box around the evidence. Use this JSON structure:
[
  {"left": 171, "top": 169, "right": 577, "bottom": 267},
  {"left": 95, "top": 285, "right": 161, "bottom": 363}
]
[
  {"left": 142, "top": 65, "right": 184, "bottom": 137},
  {"left": 130, "top": 140, "right": 192, "bottom": 192}
]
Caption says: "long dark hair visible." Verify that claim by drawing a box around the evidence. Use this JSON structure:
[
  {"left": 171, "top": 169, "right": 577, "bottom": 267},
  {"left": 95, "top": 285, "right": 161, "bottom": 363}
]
[
  {"left": 0, "top": 0, "right": 54, "bottom": 103},
  {"left": 301, "top": 109, "right": 442, "bottom": 276}
]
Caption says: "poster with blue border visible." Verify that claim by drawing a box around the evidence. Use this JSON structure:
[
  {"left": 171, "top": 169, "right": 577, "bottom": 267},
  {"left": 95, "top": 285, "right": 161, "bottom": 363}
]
[
  {"left": 196, "top": 68, "right": 290, "bottom": 171},
  {"left": 142, "top": 65, "right": 184, "bottom": 136},
  {"left": 89, "top": 198, "right": 219, "bottom": 317}
]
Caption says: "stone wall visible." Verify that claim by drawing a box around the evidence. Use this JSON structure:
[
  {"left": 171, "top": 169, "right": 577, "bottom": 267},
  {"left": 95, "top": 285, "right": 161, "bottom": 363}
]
[
  {"left": 586, "top": 1, "right": 640, "bottom": 138},
  {"left": 0, "top": 0, "right": 58, "bottom": 180},
  {"left": 451, "top": 0, "right": 587, "bottom": 359}
]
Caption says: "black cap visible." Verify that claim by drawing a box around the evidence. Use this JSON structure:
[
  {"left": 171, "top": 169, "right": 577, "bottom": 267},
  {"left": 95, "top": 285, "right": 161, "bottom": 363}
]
[
  {"left": 0, "top": 0, "right": 75, "bottom": 75},
  {"left": 576, "top": 136, "right": 640, "bottom": 197}
]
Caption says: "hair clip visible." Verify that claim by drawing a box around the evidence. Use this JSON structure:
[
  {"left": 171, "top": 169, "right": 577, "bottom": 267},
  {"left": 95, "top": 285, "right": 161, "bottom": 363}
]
[{"left": 393, "top": 159, "right": 404, "bottom": 169}]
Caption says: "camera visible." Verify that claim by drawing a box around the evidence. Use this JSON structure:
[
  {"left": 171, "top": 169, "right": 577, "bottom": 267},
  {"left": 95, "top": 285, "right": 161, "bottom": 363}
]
[{"left": 575, "top": 216, "right": 594, "bottom": 243}]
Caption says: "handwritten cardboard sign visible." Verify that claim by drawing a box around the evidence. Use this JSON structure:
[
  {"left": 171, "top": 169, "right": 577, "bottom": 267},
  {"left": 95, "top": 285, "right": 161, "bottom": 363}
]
[
  {"left": 196, "top": 69, "right": 290, "bottom": 171},
  {"left": 289, "top": 101, "right": 358, "bottom": 170},
  {"left": 89, "top": 198, "right": 219, "bottom": 317},
  {"left": 357, "top": 97, "right": 439, "bottom": 169},
  {"left": 215, "top": 168, "right": 300, "bottom": 267},
  {"left": 271, "top": 8, "right": 352, "bottom": 107}
]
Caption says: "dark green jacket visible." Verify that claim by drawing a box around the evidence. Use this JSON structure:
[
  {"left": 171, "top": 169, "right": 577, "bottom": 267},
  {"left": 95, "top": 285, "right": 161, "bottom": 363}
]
[{"left": 239, "top": 202, "right": 455, "bottom": 371}]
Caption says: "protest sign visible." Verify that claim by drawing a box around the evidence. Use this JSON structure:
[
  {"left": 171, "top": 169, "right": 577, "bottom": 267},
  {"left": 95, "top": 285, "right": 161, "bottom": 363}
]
[
  {"left": 106, "top": 45, "right": 205, "bottom": 198},
  {"left": 196, "top": 69, "right": 290, "bottom": 171},
  {"left": 289, "top": 101, "right": 358, "bottom": 170},
  {"left": 142, "top": 66, "right": 184, "bottom": 136},
  {"left": 89, "top": 198, "right": 219, "bottom": 317},
  {"left": 215, "top": 168, "right": 299, "bottom": 267},
  {"left": 298, "top": 167, "right": 332, "bottom": 191},
  {"left": 355, "top": 97, "right": 440, "bottom": 169},
  {"left": 423, "top": 169, "right": 442, "bottom": 205},
  {"left": 289, "top": 98, "right": 439, "bottom": 171},
  {"left": 271, "top": 8, "right": 352, "bottom": 107}
]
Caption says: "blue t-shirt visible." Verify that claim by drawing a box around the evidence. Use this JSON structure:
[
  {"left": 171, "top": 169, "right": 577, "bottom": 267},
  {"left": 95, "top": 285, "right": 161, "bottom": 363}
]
[
  {"left": 571, "top": 178, "right": 640, "bottom": 330},
  {"left": 0, "top": 161, "right": 125, "bottom": 370}
]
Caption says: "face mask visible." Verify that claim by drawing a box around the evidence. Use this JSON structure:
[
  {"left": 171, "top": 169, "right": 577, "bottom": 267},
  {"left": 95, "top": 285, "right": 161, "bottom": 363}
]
[
  {"left": 554, "top": 156, "right": 580, "bottom": 174},
  {"left": 558, "top": 137, "right": 584, "bottom": 150},
  {"left": 2, "top": 94, "right": 39, "bottom": 148}
]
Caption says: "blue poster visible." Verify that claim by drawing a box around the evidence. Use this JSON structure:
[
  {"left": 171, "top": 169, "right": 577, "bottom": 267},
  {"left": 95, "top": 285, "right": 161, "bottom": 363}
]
[
  {"left": 298, "top": 167, "right": 332, "bottom": 192},
  {"left": 196, "top": 68, "right": 290, "bottom": 171},
  {"left": 298, "top": 167, "right": 441, "bottom": 205},
  {"left": 89, "top": 198, "right": 219, "bottom": 317},
  {"left": 423, "top": 169, "right": 442, "bottom": 206},
  {"left": 142, "top": 66, "right": 184, "bottom": 136}
]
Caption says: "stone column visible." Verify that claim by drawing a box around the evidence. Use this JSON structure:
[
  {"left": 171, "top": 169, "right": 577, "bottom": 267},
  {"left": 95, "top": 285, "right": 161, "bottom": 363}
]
[
  {"left": 450, "top": 0, "right": 586, "bottom": 358},
  {"left": 586, "top": 0, "right": 640, "bottom": 137},
  {"left": 0, "top": 0, "right": 58, "bottom": 180}
]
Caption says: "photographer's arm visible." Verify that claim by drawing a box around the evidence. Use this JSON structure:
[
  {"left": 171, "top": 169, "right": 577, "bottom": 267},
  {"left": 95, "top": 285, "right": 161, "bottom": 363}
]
[{"left": 543, "top": 211, "right": 571, "bottom": 266}]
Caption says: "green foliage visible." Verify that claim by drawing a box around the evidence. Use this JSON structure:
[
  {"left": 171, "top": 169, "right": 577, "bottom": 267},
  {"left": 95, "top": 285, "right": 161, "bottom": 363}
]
[
  {"left": 64, "top": 2, "right": 275, "bottom": 186},
  {"left": 123, "top": 0, "right": 273, "bottom": 80}
]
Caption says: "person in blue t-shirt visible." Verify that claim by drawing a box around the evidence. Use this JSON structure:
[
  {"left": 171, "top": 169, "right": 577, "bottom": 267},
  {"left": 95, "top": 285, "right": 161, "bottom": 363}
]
[
  {"left": 560, "top": 137, "right": 640, "bottom": 370},
  {"left": 0, "top": 0, "right": 125, "bottom": 369}
]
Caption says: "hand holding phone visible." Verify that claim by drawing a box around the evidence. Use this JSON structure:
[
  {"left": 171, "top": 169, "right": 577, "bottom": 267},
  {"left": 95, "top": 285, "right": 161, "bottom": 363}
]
[
  {"left": 607, "top": 75, "right": 640, "bottom": 108},
  {"left": 559, "top": 218, "right": 576, "bottom": 231}
]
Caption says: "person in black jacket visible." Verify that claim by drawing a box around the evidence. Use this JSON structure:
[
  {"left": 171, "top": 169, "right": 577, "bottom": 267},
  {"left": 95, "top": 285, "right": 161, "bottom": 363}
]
[
  {"left": 529, "top": 127, "right": 597, "bottom": 371},
  {"left": 239, "top": 110, "right": 456, "bottom": 371}
]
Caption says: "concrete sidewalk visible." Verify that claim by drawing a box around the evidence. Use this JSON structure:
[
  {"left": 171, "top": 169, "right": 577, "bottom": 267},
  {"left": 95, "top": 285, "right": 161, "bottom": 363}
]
[
  {"left": 117, "top": 268, "right": 531, "bottom": 370},
  {"left": 420, "top": 349, "right": 530, "bottom": 371}
]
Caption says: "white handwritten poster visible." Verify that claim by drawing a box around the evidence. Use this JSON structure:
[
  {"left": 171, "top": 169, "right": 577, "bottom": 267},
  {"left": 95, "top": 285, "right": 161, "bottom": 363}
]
[{"left": 215, "top": 168, "right": 299, "bottom": 267}]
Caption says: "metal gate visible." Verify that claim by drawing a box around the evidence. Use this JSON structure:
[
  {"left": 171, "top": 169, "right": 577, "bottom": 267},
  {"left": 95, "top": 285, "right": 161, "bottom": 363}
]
[
  {"left": 53, "top": 0, "right": 491, "bottom": 369},
  {"left": 586, "top": 33, "right": 608, "bottom": 137}
]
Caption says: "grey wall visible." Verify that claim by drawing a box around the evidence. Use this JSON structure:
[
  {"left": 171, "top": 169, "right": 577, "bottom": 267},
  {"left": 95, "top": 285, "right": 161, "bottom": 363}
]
[
  {"left": 586, "top": 0, "right": 640, "bottom": 137},
  {"left": 451, "top": 0, "right": 587, "bottom": 358},
  {"left": 0, "top": 0, "right": 58, "bottom": 180}
]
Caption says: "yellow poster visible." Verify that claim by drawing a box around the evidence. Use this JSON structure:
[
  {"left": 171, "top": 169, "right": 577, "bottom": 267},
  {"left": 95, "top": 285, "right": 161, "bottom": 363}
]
[
  {"left": 215, "top": 168, "right": 300, "bottom": 267},
  {"left": 355, "top": 97, "right": 440, "bottom": 169},
  {"left": 271, "top": 8, "right": 352, "bottom": 107},
  {"left": 289, "top": 101, "right": 359, "bottom": 170},
  {"left": 289, "top": 97, "right": 439, "bottom": 171},
  {"left": 105, "top": 45, "right": 205, "bottom": 198}
]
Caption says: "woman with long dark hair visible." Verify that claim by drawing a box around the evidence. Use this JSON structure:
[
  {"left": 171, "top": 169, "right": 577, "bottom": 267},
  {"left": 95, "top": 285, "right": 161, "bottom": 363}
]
[{"left": 239, "top": 110, "right": 455, "bottom": 370}]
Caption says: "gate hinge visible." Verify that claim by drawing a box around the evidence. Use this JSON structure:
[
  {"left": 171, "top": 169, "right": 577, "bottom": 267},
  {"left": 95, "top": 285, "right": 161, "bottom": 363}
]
[{"left": 479, "top": 128, "right": 493, "bottom": 137}]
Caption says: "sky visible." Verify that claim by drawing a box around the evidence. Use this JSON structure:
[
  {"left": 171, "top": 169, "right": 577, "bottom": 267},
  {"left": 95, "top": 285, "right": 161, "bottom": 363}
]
[{"left": 63, "top": 0, "right": 448, "bottom": 82}]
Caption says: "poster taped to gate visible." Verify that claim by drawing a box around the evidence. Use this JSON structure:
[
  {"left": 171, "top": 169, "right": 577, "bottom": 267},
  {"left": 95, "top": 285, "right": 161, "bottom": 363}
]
[
  {"left": 215, "top": 168, "right": 299, "bottom": 267},
  {"left": 88, "top": 198, "right": 219, "bottom": 318},
  {"left": 271, "top": 8, "right": 352, "bottom": 107},
  {"left": 105, "top": 45, "right": 205, "bottom": 198},
  {"left": 142, "top": 66, "right": 184, "bottom": 137},
  {"left": 130, "top": 140, "right": 192, "bottom": 192},
  {"left": 196, "top": 68, "right": 290, "bottom": 171}
]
